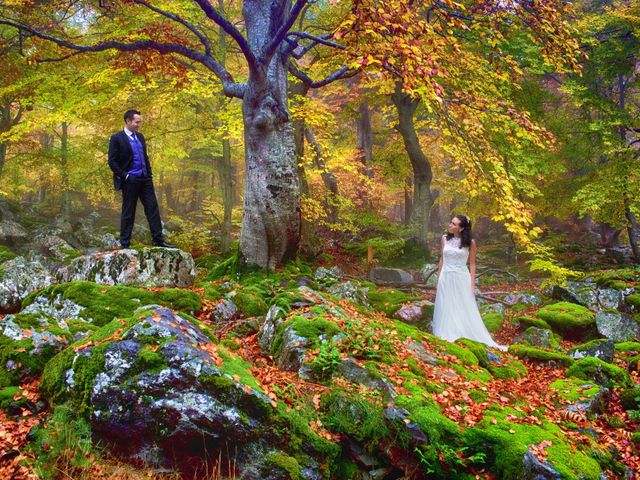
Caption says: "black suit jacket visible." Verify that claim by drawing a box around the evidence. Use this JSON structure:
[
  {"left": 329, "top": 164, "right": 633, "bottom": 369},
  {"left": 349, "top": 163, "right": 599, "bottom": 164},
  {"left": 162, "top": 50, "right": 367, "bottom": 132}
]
[{"left": 108, "top": 130, "right": 153, "bottom": 191}]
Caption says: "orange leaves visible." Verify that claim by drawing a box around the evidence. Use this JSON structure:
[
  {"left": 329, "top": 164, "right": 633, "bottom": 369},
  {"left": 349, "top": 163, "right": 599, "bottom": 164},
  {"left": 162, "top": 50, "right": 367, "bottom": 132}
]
[
  {"left": 201, "top": 342, "right": 224, "bottom": 367},
  {"left": 529, "top": 440, "right": 553, "bottom": 463}
]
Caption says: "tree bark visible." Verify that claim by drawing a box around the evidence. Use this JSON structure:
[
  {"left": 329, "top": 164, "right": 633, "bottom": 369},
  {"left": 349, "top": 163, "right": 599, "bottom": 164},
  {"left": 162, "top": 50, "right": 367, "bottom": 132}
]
[
  {"left": 290, "top": 80, "right": 309, "bottom": 196},
  {"left": 239, "top": 0, "right": 300, "bottom": 270},
  {"left": 60, "top": 122, "right": 71, "bottom": 218},
  {"left": 305, "top": 125, "right": 339, "bottom": 222},
  {"left": 391, "top": 87, "right": 434, "bottom": 255},
  {"left": 625, "top": 206, "right": 640, "bottom": 262},
  {"left": 0, "top": 142, "right": 6, "bottom": 177},
  {"left": 220, "top": 138, "right": 233, "bottom": 254},
  {"left": 404, "top": 177, "right": 413, "bottom": 226}
]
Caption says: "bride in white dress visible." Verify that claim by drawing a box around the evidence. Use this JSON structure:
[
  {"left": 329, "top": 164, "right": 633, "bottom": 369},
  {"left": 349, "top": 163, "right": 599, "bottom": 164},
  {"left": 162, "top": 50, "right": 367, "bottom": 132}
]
[{"left": 432, "top": 215, "right": 505, "bottom": 350}]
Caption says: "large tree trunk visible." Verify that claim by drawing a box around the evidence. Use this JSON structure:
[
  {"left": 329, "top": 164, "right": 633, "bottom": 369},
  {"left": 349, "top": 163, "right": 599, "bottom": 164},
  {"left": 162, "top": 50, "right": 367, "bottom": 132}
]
[
  {"left": 391, "top": 87, "right": 434, "bottom": 255},
  {"left": 239, "top": 0, "right": 300, "bottom": 270}
]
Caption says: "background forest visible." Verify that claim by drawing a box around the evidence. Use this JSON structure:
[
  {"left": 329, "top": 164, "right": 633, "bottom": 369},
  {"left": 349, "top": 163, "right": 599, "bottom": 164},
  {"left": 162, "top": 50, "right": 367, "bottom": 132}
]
[
  {"left": 2, "top": 1, "right": 640, "bottom": 479},
  {"left": 0, "top": 0, "right": 637, "bottom": 269}
]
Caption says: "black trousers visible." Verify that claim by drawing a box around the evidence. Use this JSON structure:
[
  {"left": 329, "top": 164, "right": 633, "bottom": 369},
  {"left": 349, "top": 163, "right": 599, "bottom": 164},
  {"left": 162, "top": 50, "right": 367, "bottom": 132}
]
[{"left": 120, "top": 176, "right": 163, "bottom": 246}]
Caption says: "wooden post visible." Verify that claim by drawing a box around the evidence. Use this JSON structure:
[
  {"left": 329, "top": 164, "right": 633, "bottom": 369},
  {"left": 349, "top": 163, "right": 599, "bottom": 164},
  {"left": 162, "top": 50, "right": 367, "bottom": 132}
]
[{"left": 367, "top": 244, "right": 374, "bottom": 265}]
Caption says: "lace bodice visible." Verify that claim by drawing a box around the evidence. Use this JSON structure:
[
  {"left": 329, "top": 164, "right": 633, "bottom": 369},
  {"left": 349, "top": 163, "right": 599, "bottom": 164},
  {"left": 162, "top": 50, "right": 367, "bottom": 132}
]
[{"left": 442, "top": 235, "right": 469, "bottom": 271}]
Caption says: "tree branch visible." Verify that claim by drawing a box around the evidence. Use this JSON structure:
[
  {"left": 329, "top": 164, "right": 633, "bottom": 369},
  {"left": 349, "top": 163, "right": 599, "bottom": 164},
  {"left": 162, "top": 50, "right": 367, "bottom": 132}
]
[
  {"left": 191, "top": 0, "right": 259, "bottom": 72},
  {"left": 288, "top": 31, "right": 344, "bottom": 50},
  {"left": 0, "top": 18, "right": 246, "bottom": 98},
  {"left": 134, "top": 0, "right": 212, "bottom": 56},
  {"left": 261, "top": 0, "right": 308, "bottom": 62},
  {"left": 288, "top": 62, "right": 357, "bottom": 88}
]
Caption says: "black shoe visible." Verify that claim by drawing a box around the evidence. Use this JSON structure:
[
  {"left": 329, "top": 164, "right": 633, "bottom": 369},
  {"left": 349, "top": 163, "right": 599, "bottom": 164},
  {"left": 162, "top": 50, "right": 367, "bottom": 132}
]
[
  {"left": 119, "top": 242, "right": 130, "bottom": 249},
  {"left": 153, "top": 241, "right": 176, "bottom": 248}
]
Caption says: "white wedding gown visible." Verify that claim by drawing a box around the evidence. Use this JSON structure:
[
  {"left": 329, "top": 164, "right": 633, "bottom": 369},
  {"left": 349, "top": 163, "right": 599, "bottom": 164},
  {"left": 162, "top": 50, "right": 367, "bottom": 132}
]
[{"left": 432, "top": 235, "right": 505, "bottom": 350}]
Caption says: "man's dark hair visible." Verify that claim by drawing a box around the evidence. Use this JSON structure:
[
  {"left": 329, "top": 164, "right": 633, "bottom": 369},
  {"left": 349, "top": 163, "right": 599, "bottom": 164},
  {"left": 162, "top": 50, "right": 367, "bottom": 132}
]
[{"left": 124, "top": 109, "right": 141, "bottom": 122}]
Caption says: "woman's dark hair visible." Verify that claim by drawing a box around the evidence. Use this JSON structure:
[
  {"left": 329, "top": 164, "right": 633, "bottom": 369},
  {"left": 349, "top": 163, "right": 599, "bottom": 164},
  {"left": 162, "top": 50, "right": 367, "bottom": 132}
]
[{"left": 445, "top": 215, "right": 473, "bottom": 248}]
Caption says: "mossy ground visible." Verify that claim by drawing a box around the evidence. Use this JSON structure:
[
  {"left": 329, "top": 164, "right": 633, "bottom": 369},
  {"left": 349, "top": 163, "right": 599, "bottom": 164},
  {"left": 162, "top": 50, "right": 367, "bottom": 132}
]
[
  {"left": 9, "top": 259, "right": 640, "bottom": 478},
  {"left": 24, "top": 281, "right": 202, "bottom": 326},
  {"left": 534, "top": 302, "right": 595, "bottom": 336}
]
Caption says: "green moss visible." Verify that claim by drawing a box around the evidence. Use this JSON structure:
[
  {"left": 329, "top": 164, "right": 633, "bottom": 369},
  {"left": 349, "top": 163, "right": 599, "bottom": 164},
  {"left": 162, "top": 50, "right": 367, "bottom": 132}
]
[
  {"left": 614, "top": 341, "right": 640, "bottom": 353},
  {"left": 437, "top": 340, "right": 479, "bottom": 366},
  {"left": 448, "top": 363, "right": 492, "bottom": 383},
  {"left": 0, "top": 245, "right": 17, "bottom": 264},
  {"left": 333, "top": 459, "right": 359, "bottom": 480},
  {"left": 509, "top": 345, "right": 574, "bottom": 367},
  {"left": 487, "top": 358, "right": 528, "bottom": 380},
  {"left": 469, "top": 390, "right": 489, "bottom": 403},
  {"left": 367, "top": 288, "right": 422, "bottom": 317},
  {"left": 534, "top": 302, "right": 595, "bottom": 336},
  {"left": 625, "top": 293, "right": 640, "bottom": 308},
  {"left": 456, "top": 339, "right": 488, "bottom": 367},
  {"left": 549, "top": 378, "right": 602, "bottom": 403},
  {"left": 394, "top": 394, "right": 462, "bottom": 446},
  {"left": 517, "top": 316, "right": 552, "bottom": 330},
  {"left": 482, "top": 312, "right": 504, "bottom": 333},
  {"left": 216, "top": 349, "right": 263, "bottom": 392},
  {"left": 24, "top": 281, "right": 201, "bottom": 327},
  {"left": 272, "top": 315, "right": 341, "bottom": 357},
  {"left": 392, "top": 320, "right": 427, "bottom": 342},
  {"left": 322, "top": 391, "right": 390, "bottom": 446},
  {"left": 509, "top": 303, "right": 530, "bottom": 313},
  {"left": 27, "top": 404, "right": 93, "bottom": 479},
  {"left": 5, "top": 313, "right": 50, "bottom": 329},
  {"left": 265, "top": 452, "right": 302, "bottom": 480},
  {"left": 0, "top": 386, "right": 22, "bottom": 409},
  {"left": 619, "top": 386, "right": 640, "bottom": 411},
  {"left": 565, "top": 357, "right": 632, "bottom": 389},
  {"left": 276, "top": 403, "right": 340, "bottom": 461},
  {"left": 464, "top": 405, "right": 602, "bottom": 480}
]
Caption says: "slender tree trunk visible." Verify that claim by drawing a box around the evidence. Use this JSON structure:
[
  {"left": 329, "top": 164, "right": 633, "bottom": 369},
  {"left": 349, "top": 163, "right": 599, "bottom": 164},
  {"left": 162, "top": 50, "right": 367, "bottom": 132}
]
[
  {"left": 391, "top": 86, "right": 434, "bottom": 256},
  {"left": 60, "top": 121, "right": 71, "bottom": 218},
  {"left": 305, "top": 125, "right": 339, "bottom": 223},
  {"left": 625, "top": 205, "right": 640, "bottom": 262},
  {"left": 239, "top": 0, "right": 300, "bottom": 270},
  {"left": 0, "top": 142, "right": 6, "bottom": 177},
  {"left": 220, "top": 138, "right": 233, "bottom": 254},
  {"left": 356, "top": 100, "right": 373, "bottom": 208},
  {"left": 217, "top": 0, "right": 234, "bottom": 255}
]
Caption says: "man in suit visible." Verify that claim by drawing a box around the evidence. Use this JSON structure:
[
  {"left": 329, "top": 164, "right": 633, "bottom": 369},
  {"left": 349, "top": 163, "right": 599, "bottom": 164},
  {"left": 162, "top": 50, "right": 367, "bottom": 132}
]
[{"left": 108, "top": 109, "right": 172, "bottom": 248}]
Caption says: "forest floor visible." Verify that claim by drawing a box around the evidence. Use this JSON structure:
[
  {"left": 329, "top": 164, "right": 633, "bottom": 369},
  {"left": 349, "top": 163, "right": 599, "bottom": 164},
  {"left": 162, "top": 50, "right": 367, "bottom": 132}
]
[{"left": 1, "top": 266, "right": 639, "bottom": 480}]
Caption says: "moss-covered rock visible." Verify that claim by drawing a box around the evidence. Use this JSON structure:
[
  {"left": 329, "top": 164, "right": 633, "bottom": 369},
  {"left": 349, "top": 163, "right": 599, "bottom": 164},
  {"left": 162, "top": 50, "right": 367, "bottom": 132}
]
[
  {"left": 549, "top": 378, "right": 608, "bottom": 415},
  {"left": 487, "top": 357, "right": 528, "bottom": 380},
  {"left": 624, "top": 293, "right": 640, "bottom": 308},
  {"left": 534, "top": 302, "right": 596, "bottom": 337},
  {"left": 619, "top": 386, "right": 640, "bottom": 411},
  {"left": 367, "top": 288, "right": 422, "bottom": 317},
  {"left": 515, "top": 327, "right": 561, "bottom": 350},
  {"left": 482, "top": 312, "right": 504, "bottom": 333},
  {"left": 615, "top": 341, "right": 640, "bottom": 353},
  {"left": 565, "top": 357, "right": 632, "bottom": 389},
  {"left": 568, "top": 338, "right": 614, "bottom": 363},
  {"left": 463, "top": 405, "right": 602, "bottom": 479},
  {"left": 24, "top": 281, "right": 201, "bottom": 326},
  {"left": 40, "top": 306, "right": 331, "bottom": 476},
  {"left": 517, "top": 316, "right": 552, "bottom": 331},
  {"left": 0, "top": 245, "right": 17, "bottom": 264},
  {"left": 508, "top": 345, "right": 574, "bottom": 367}
]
